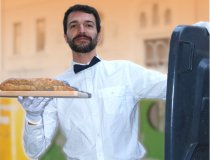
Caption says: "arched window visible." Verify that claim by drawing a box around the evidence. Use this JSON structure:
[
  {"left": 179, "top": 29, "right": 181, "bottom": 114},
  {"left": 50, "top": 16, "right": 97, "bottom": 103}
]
[
  {"left": 155, "top": 41, "right": 168, "bottom": 65},
  {"left": 140, "top": 12, "right": 147, "bottom": 27},
  {"left": 13, "top": 22, "right": 22, "bottom": 54},
  {"left": 152, "top": 4, "right": 159, "bottom": 26},
  {"left": 36, "top": 18, "right": 46, "bottom": 52},
  {"left": 144, "top": 38, "right": 169, "bottom": 69},
  {"left": 164, "top": 9, "right": 172, "bottom": 25},
  {"left": 145, "top": 42, "right": 155, "bottom": 67}
]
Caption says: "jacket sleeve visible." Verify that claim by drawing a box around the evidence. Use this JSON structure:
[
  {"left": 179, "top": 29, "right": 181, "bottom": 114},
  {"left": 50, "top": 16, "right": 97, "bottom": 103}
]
[{"left": 23, "top": 99, "right": 58, "bottom": 159}]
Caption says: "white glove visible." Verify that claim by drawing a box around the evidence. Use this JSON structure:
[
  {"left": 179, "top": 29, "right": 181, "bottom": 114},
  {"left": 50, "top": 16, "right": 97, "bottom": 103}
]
[
  {"left": 18, "top": 96, "right": 52, "bottom": 123},
  {"left": 193, "top": 21, "right": 210, "bottom": 34}
]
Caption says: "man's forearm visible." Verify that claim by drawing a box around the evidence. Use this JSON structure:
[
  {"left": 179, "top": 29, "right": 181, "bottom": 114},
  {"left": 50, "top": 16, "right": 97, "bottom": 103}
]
[{"left": 23, "top": 121, "right": 50, "bottom": 159}]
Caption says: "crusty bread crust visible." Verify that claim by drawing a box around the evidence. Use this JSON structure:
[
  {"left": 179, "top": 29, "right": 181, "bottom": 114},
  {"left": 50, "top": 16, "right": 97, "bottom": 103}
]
[{"left": 0, "top": 78, "right": 75, "bottom": 91}]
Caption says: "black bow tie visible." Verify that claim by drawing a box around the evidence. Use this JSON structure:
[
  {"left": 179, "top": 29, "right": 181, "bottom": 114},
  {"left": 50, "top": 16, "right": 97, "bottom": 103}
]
[{"left": 74, "top": 56, "right": 101, "bottom": 73}]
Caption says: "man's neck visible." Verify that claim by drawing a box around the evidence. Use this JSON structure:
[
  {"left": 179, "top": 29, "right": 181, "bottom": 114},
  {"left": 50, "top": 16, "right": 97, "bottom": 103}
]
[{"left": 72, "top": 51, "right": 97, "bottom": 64}]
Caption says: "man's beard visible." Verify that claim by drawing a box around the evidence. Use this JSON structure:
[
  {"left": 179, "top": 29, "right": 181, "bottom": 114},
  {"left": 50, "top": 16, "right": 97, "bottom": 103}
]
[{"left": 67, "top": 34, "right": 98, "bottom": 53}]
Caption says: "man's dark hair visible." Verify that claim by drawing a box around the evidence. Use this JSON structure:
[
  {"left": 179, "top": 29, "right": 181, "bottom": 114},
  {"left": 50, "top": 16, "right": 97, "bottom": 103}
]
[{"left": 63, "top": 4, "right": 101, "bottom": 34}]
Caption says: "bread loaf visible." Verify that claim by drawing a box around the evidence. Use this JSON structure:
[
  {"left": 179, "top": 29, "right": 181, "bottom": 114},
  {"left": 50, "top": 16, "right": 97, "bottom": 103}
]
[{"left": 0, "top": 78, "right": 75, "bottom": 91}]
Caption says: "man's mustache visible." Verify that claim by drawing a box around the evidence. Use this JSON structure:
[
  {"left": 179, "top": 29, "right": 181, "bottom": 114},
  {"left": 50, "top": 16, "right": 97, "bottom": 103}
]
[{"left": 73, "top": 34, "right": 92, "bottom": 41}]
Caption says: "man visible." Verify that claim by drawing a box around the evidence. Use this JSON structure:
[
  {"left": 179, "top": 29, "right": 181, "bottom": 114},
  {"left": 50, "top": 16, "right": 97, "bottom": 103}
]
[{"left": 18, "top": 4, "right": 167, "bottom": 160}]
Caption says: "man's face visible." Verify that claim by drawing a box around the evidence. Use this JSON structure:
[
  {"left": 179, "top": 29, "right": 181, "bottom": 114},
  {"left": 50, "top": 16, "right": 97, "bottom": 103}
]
[{"left": 65, "top": 11, "right": 99, "bottom": 53}]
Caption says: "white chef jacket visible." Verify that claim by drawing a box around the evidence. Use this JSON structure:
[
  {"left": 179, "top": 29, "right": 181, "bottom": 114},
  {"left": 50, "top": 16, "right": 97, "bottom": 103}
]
[{"left": 23, "top": 59, "right": 167, "bottom": 160}]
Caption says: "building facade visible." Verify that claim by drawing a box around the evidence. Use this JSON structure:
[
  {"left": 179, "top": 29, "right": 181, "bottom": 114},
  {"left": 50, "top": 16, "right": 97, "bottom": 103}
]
[{"left": 1, "top": 0, "right": 208, "bottom": 80}]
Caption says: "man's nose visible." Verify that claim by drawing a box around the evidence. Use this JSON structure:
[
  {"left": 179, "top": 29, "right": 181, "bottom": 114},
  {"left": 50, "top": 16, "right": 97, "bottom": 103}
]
[{"left": 78, "top": 24, "right": 85, "bottom": 33}]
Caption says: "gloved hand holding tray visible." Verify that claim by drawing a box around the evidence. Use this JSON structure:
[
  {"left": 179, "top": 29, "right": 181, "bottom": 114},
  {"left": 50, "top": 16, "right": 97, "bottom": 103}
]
[{"left": 0, "top": 78, "right": 91, "bottom": 98}]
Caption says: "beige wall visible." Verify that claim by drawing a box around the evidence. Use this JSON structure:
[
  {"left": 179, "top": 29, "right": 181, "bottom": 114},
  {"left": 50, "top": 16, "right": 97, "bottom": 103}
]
[{"left": 0, "top": 0, "right": 209, "bottom": 81}]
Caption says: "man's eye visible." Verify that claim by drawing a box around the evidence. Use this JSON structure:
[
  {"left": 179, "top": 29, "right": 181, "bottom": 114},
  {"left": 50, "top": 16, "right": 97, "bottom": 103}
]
[
  {"left": 70, "top": 25, "right": 76, "bottom": 28},
  {"left": 86, "top": 24, "right": 94, "bottom": 28}
]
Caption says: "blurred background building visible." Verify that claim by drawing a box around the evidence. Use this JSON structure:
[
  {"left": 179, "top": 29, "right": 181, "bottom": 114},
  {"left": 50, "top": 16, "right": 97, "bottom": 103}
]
[{"left": 0, "top": 0, "right": 208, "bottom": 159}]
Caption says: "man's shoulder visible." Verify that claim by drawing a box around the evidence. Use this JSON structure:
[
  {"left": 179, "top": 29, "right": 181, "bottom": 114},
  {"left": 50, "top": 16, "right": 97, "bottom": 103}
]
[
  {"left": 101, "top": 59, "right": 142, "bottom": 71},
  {"left": 54, "top": 68, "right": 74, "bottom": 80},
  {"left": 102, "top": 59, "right": 135, "bottom": 67},
  {"left": 100, "top": 59, "right": 140, "bottom": 75}
]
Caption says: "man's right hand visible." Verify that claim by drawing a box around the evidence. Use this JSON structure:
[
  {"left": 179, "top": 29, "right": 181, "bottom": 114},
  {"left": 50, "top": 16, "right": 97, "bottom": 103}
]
[{"left": 18, "top": 96, "right": 52, "bottom": 124}]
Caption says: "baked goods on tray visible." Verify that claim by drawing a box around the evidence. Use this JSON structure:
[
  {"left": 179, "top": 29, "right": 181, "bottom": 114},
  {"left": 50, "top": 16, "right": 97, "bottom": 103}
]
[{"left": 0, "top": 78, "right": 75, "bottom": 91}]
